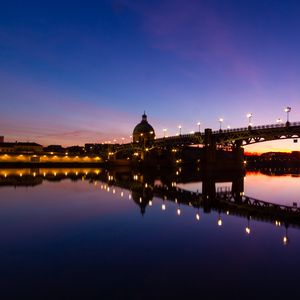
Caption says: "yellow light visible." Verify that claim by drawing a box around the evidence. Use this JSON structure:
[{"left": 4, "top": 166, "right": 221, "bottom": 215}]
[
  {"left": 283, "top": 236, "right": 288, "bottom": 245},
  {"left": 275, "top": 220, "right": 281, "bottom": 227},
  {"left": 245, "top": 227, "right": 251, "bottom": 234},
  {"left": 149, "top": 200, "right": 152, "bottom": 206},
  {"left": 218, "top": 218, "right": 222, "bottom": 226},
  {"left": 43, "top": 172, "right": 46, "bottom": 177},
  {"left": 107, "top": 187, "right": 110, "bottom": 192},
  {"left": 113, "top": 189, "right": 116, "bottom": 194},
  {"left": 162, "top": 204, "right": 166, "bottom": 210},
  {"left": 33, "top": 172, "right": 36, "bottom": 177},
  {"left": 177, "top": 208, "right": 181, "bottom": 216},
  {"left": 54, "top": 172, "right": 57, "bottom": 176},
  {"left": 4, "top": 173, "right": 7, "bottom": 178},
  {"left": 139, "top": 197, "right": 142, "bottom": 203},
  {"left": 19, "top": 173, "right": 23, "bottom": 177},
  {"left": 196, "top": 213, "right": 200, "bottom": 221}
]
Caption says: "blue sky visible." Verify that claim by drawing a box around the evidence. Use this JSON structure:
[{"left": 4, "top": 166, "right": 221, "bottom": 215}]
[{"left": 1, "top": 0, "right": 300, "bottom": 151}]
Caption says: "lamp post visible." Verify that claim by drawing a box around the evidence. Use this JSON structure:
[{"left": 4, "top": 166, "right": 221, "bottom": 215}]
[
  {"left": 197, "top": 122, "right": 201, "bottom": 133},
  {"left": 246, "top": 113, "right": 253, "bottom": 127},
  {"left": 219, "top": 118, "right": 224, "bottom": 131},
  {"left": 163, "top": 128, "right": 167, "bottom": 138},
  {"left": 284, "top": 106, "right": 291, "bottom": 124},
  {"left": 178, "top": 125, "right": 182, "bottom": 135}
]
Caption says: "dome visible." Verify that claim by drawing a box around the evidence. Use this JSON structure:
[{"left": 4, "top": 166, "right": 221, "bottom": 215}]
[{"left": 133, "top": 113, "right": 155, "bottom": 136}]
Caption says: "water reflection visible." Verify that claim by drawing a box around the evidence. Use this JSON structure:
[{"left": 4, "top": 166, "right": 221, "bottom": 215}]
[
  {"left": 1, "top": 167, "right": 300, "bottom": 246},
  {"left": 1, "top": 167, "right": 300, "bottom": 299}
]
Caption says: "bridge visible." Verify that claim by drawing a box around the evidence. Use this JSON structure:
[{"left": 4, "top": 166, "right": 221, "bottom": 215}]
[{"left": 108, "top": 121, "right": 300, "bottom": 166}]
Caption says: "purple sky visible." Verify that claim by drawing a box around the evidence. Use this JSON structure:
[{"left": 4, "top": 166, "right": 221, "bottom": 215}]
[{"left": 1, "top": 0, "right": 300, "bottom": 151}]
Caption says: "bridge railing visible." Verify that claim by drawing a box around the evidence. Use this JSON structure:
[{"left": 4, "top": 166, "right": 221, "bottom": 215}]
[{"left": 212, "top": 121, "right": 300, "bottom": 134}]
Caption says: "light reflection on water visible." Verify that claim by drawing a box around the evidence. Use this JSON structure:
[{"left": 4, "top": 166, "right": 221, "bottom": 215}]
[{"left": 0, "top": 167, "right": 300, "bottom": 299}]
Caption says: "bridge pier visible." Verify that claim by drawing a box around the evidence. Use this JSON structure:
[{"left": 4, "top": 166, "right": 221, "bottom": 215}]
[
  {"left": 232, "top": 140, "right": 244, "bottom": 167},
  {"left": 203, "top": 128, "right": 216, "bottom": 166}
]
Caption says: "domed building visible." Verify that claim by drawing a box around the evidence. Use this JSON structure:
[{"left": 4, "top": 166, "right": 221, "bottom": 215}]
[{"left": 133, "top": 112, "right": 155, "bottom": 146}]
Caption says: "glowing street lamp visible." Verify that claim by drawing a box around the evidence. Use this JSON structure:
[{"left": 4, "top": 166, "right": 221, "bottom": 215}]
[
  {"left": 163, "top": 128, "right": 167, "bottom": 138},
  {"left": 219, "top": 118, "right": 224, "bottom": 131},
  {"left": 178, "top": 125, "right": 182, "bottom": 135},
  {"left": 246, "top": 113, "right": 253, "bottom": 127},
  {"left": 197, "top": 122, "right": 201, "bottom": 133},
  {"left": 284, "top": 106, "right": 291, "bottom": 124}
]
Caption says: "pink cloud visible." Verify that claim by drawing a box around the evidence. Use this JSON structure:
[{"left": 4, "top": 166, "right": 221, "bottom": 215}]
[{"left": 0, "top": 71, "right": 136, "bottom": 146}]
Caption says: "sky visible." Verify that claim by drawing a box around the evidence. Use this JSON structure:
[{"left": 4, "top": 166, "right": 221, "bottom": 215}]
[{"left": 1, "top": 0, "right": 300, "bottom": 152}]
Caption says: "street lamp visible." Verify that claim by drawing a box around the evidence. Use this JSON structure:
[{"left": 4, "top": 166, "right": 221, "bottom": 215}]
[
  {"left": 219, "top": 118, "right": 224, "bottom": 131},
  {"left": 163, "top": 128, "right": 167, "bottom": 138},
  {"left": 178, "top": 125, "right": 182, "bottom": 135},
  {"left": 246, "top": 113, "right": 253, "bottom": 127},
  {"left": 276, "top": 118, "right": 283, "bottom": 124},
  {"left": 284, "top": 106, "right": 291, "bottom": 124},
  {"left": 197, "top": 122, "right": 201, "bottom": 133}
]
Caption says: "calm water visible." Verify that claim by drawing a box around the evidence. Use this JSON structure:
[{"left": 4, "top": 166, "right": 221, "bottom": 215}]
[{"left": 0, "top": 167, "right": 300, "bottom": 299}]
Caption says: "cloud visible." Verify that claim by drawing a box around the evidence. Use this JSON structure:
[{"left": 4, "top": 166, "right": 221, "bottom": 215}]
[
  {"left": 0, "top": 71, "right": 135, "bottom": 146},
  {"left": 125, "top": 0, "right": 262, "bottom": 85}
]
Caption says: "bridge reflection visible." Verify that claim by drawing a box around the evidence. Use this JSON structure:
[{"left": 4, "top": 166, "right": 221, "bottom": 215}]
[{"left": 0, "top": 167, "right": 299, "bottom": 244}]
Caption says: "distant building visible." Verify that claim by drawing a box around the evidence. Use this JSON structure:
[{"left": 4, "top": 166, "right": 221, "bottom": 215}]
[
  {"left": 0, "top": 142, "right": 43, "bottom": 153},
  {"left": 43, "top": 145, "right": 65, "bottom": 153},
  {"left": 133, "top": 112, "right": 155, "bottom": 146},
  {"left": 85, "top": 143, "right": 110, "bottom": 154},
  {"left": 66, "top": 146, "right": 85, "bottom": 155},
  {"left": 0, "top": 136, "right": 4, "bottom": 143}
]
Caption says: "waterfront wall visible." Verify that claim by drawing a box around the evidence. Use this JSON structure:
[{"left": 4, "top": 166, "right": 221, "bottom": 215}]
[{"left": 0, "top": 153, "right": 103, "bottom": 165}]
